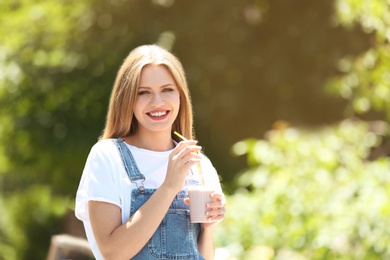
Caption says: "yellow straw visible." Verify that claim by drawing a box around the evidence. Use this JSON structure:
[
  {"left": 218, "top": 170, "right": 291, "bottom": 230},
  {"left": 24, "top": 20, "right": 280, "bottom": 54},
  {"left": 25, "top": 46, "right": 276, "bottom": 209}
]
[{"left": 174, "top": 131, "right": 204, "bottom": 185}]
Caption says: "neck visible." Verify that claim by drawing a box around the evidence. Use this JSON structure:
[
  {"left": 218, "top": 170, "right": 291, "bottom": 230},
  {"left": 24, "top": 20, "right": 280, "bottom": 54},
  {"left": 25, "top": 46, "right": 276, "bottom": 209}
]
[{"left": 124, "top": 130, "right": 174, "bottom": 151}]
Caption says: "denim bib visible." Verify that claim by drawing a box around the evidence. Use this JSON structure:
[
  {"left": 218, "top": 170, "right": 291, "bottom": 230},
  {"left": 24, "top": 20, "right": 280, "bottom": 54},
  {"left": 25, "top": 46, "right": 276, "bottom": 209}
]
[{"left": 115, "top": 138, "right": 204, "bottom": 260}]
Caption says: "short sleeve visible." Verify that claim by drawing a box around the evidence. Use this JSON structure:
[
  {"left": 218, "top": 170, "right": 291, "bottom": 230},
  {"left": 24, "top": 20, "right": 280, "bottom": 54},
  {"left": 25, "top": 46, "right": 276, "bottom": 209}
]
[
  {"left": 75, "top": 142, "right": 122, "bottom": 221},
  {"left": 200, "top": 155, "right": 223, "bottom": 193}
]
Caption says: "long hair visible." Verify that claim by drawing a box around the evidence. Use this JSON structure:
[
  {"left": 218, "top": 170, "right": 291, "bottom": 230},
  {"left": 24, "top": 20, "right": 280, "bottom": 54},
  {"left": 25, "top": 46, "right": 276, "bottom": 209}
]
[{"left": 100, "top": 45, "right": 194, "bottom": 142}]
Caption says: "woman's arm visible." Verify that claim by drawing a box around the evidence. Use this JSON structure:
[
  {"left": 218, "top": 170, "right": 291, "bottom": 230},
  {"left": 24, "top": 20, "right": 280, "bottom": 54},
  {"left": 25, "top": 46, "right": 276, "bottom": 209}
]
[
  {"left": 197, "top": 226, "right": 215, "bottom": 260},
  {"left": 89, "top": 184, "right": 178, "bottom": 260}
]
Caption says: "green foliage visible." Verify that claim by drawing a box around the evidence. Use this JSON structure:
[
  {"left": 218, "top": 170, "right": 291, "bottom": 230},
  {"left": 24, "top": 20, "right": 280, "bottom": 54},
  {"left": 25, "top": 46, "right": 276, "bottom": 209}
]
[
  {"left": 215, "top": 120, "right": 390, "bottom": 259},
  {"left": 0, "top": 1, "right": 96, "bottom": 258},
  {"left": 326, "top": 0, "right": 390, "bottom": 120},
  {"left": 0, "top": 186, "right": 68, "bottom": 260},
  {"left": 0, "top": 0, "right": 100, "bottom": 192}
]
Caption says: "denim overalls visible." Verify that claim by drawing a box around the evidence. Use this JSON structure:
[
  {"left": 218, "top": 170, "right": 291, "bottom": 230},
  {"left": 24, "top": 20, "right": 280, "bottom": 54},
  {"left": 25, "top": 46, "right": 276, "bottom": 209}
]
[{"left": 115, "top": 138, "right": 204, "bottom": 260}]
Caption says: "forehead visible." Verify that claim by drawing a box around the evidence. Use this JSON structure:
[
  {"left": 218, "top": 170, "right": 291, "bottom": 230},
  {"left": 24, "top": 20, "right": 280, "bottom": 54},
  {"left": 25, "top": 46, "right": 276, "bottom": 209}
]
[{"left": 139, "top": 64, "right": 175, "bottom": 87}]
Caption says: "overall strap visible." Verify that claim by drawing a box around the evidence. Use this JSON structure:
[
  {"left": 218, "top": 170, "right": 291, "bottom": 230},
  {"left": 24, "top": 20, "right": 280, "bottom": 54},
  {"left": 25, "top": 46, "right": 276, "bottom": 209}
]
[{"left": 114, "top": 137, "right": 146, "bottom": 193}]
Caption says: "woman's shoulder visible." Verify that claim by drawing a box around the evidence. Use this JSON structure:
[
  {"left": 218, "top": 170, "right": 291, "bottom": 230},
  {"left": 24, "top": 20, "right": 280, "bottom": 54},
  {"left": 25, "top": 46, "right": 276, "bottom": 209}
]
[
  {"left": 84, "top": 139, "right": 124, "bottom": 171},
  {"left": 92, "top": 138, "right": 117, "bottom": 148},
  {"left": 89, "top": 138, "right": 120, "bottom": 157}
]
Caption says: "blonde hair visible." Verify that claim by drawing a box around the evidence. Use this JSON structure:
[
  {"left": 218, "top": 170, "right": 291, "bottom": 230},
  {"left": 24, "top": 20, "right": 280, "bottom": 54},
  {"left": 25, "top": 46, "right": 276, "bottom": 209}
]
[{"left": 100, "top": 45, "right": 194, "bottom": 141}]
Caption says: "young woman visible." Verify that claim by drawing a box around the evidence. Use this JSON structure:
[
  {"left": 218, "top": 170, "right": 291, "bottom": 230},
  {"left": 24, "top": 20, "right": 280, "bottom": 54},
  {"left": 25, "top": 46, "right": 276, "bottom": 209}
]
[{"left": 75, "top": 45, "right": 225, "bottom": 260}]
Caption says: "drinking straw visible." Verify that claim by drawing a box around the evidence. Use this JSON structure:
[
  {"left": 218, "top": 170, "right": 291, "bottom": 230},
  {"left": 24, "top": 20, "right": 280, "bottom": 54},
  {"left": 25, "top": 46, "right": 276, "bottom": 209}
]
[{"left": 173, "top": 131, "right": 204, "bottom": 185}]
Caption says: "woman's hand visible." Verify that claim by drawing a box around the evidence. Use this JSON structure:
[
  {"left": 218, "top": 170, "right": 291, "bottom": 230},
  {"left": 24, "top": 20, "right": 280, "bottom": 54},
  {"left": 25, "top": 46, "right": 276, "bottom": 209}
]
[
  {"left": 163, "top": 140, "right": 202, "bottom": 192},
  {"left": 203, "top": 192, "right": 226, "bottom": 228},
  {"left": 184, "top": 191, "right": 226, "bottom": 228}
]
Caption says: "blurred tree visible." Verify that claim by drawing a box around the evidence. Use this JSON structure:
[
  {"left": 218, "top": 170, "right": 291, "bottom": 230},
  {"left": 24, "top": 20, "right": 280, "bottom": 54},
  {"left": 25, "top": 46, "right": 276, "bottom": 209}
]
[
  {"left": 215, "top": 0, "right": 390, "bottom": 259},
  {"left": 327, "top": 0, "right": 390, "bottom": 121},
  {"left": 215, "top": 119, "right": 390, "bottom": 259},
  {"left": 0, "top": 1, "right": 96, "bottom": 258}
]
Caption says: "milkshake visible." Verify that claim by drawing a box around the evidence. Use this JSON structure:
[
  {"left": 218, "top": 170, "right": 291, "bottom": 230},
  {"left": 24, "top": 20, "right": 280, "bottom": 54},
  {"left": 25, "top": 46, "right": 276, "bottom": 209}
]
[{"left": 188, "top": 186, "right": 214, "bottom": 223}]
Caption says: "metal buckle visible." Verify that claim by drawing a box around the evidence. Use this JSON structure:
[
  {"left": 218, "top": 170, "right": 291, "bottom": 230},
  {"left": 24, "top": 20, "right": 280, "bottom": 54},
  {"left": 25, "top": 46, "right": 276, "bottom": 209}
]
[{"left": 132, "top": 179, "right": 145, "bottom": 194}]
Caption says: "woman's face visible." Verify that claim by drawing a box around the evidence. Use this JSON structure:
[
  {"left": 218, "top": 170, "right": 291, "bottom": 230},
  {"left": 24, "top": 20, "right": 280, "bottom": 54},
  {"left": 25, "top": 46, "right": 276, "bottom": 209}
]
[{"left": 133, "top": 64, "right": 180, "bottom": 136}]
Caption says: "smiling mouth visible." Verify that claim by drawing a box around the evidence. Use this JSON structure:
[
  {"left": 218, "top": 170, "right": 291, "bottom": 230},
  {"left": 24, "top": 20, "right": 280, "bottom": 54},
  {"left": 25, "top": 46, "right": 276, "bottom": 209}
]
[{"left": 148, "top": 111, "right": 169, "bottom": 117}]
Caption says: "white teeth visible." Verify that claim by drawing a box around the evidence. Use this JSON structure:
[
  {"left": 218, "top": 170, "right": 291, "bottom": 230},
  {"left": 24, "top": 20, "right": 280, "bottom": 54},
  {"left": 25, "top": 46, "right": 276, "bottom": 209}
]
[{"left": 150, "top": 111, "right": 167, "bottom": 117}]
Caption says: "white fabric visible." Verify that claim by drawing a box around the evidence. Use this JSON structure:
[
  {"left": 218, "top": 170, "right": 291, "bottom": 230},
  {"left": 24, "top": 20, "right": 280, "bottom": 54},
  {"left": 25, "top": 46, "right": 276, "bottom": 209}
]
[{"left": 75, "top": 138, "right": 221, "bottom": 259}]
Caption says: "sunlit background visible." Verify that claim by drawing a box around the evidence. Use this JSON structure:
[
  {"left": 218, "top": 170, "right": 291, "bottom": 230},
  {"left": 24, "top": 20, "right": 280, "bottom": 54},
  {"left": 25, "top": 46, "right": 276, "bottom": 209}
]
[{"left": 0, "top": 0, "right": 389, "bottom": 259}]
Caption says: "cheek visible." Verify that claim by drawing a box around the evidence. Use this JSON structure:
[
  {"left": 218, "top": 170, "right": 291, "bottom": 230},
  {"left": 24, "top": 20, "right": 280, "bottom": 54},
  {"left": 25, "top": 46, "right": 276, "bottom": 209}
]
[
  {"left": 164, "top": 93, "right": 180, "bottom": 105},
  {"left": 134, "top": 96, "right": 148, "bottom": 108},
  {"left": 174, "top": 96, "right": 181, "bottom": 110},
  {"left": 133, "top": 99, "right": 146, "bottom": 117}
]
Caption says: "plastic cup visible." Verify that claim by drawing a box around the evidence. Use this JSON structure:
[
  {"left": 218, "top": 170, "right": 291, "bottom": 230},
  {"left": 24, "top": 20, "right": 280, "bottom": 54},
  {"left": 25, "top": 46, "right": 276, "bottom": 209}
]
[
  {"left": 188, "top": 185, "right": 214, "bottom": 223},
  {"left": 186, "top": 172, "right": 217, "bottom": 223}
]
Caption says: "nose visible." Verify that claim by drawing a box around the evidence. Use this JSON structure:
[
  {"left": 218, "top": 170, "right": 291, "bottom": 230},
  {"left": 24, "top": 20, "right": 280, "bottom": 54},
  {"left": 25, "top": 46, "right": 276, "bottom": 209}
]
[{"left": 150, "top": 93, "right": 164, "bottom": 107}]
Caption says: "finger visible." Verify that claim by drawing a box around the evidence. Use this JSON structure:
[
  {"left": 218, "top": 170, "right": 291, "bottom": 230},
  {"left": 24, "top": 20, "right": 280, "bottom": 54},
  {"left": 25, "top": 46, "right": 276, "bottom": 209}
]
[
  {"left": 183, "top": 198, "right": 190, "bottom": 205},
  {"left": 173, "top": 148, "right": 202, "bottom": 170},
  {"left": 180, "top": 160, "right": 202, "bottom": 175},
  {"left": 210, "top": 193, "right": 224, "bottom": 201},
  {"left": 210, "top": 207, "right": 226, "bottom": 215},
  {"left": 206, "top": 201, "right": 225, "bottom": 213},
  {"left": 206, "top": 214, "right": 225, "bottom": 223},
  {"left": 208, "top": 211, "right": 224, "bottom": 220},
  {"left": 178, "top": 144, "right": 202, "bottom": 158},
  {"left": 207, "top": 209, "right": 225, "bottom": 223},
  {"left": 182, "top": 152, "right": 202, "bottom": 165},
  {"left": 206, "top": 208, "right": 225, "bottom": 217},
  {"left": 171, "top": 140, "right": 198, "bottom": 156},
  {"left": 207, "top": 201, "right": 225, "bottom": 210}
]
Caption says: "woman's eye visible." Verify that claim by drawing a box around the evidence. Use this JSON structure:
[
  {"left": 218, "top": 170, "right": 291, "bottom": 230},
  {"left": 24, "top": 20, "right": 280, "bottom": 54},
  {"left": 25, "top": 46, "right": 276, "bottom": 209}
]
[
  {"left": 138, "top": 91, "right": 150, "bottom": 95},
  {"left": 162, "top": 88, "right": 174, "bottom": 92}
]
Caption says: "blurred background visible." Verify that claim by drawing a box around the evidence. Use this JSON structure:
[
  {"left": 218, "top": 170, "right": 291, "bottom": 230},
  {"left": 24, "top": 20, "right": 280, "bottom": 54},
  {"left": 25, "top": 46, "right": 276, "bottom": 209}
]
[{"left": 1, "top": 0, "right": 390, "bottom": 259}]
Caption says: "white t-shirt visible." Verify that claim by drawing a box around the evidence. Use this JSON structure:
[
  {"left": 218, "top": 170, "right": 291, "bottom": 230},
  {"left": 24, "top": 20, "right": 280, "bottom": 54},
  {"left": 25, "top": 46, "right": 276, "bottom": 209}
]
[{"left": 75, "top": 138, "right": 221, "bottom": 259}]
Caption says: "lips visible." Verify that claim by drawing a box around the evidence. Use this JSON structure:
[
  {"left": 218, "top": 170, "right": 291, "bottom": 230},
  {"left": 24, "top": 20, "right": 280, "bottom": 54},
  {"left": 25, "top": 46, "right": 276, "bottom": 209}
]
[
  {"left": 149, "top": 111, "right": 167, "bottom": 117},
  {"left": 147, "top": 110, "right": 170, "bottom": 120}
]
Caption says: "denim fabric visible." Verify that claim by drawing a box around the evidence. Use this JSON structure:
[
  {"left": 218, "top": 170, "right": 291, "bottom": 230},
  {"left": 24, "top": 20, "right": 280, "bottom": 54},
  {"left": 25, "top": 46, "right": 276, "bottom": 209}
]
[
  {"left": 115, "top": 138, "right": 146, "bottom": 192},
  {"left": 115, "top": 138, "right": 204, "bottom": 260}
]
